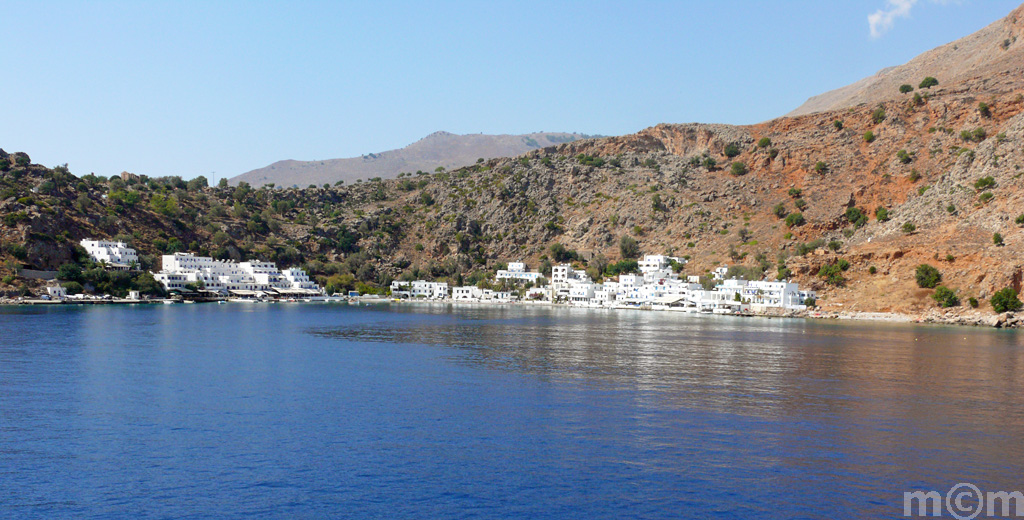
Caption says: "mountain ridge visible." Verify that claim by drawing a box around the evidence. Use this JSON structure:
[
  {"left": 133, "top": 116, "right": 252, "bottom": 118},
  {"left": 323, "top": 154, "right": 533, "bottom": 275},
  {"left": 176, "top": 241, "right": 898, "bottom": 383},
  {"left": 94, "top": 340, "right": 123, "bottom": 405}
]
[
  {"left": 788, "top": 3, "right": 1024, "bottom": 116},
  {"left": 231, "top": 131, "right": 599, "bottom": 187}
]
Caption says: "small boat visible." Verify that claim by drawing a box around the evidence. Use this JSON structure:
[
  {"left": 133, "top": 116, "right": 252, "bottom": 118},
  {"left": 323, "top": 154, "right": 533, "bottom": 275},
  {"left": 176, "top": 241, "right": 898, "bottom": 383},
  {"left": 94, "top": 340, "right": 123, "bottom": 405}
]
[{"left": 162, "top": 300, "right": 176, "bottom": 305}]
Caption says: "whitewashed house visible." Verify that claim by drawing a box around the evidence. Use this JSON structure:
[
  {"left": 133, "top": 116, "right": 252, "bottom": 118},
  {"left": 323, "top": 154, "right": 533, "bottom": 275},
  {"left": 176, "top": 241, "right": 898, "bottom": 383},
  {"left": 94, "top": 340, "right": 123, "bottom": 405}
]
[
  {"left": 496, "top": 262, "right": 543, "bottom": 283},
  {"left": 80, "top": 239, "right": 139, "bottom": 270}
]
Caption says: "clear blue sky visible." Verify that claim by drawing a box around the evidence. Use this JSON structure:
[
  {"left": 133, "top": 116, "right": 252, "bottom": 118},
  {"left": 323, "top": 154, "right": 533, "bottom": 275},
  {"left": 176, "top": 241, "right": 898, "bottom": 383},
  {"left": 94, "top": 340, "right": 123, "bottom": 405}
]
[{"left": 2, "top": 0, "right": 1020, "bottom": 181}]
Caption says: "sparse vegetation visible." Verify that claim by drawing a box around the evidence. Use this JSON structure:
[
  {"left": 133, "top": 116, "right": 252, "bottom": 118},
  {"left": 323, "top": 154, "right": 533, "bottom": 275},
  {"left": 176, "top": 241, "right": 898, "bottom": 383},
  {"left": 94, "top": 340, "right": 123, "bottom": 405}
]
[
  {"left": 730, "top": 162, "right": 747, "bottom": 176},
  {"left": 919, "top": 76, "right": 939, "bottom": 89},
  {"left": 863, "top": 131, "right": 875, "bottom": 143},
  {"left": 757, "top": 137, "right": 772, "bottom": 148},
  {"left": 784, "top": 212, "right": 805, "bottom": 228},
  {"left": 773, "top": 203, "right": 787, "bottom": 219},
  {"left": 993, "top": 232, "right": 1004, "bottom": 246},
  {"left": 723, "top": 143, "right": 741, "bottom": 158},
  {"left": 902, "top": 222, "right": 916, "bottom": 234},
  {"left": 991, "top": 288, "right": 1023, "bottom": 313},
  {"left": 899, "top": 84, "right": 914, "bottom": 94},
  {"left": 875, "top": 206, "right": 890, "bottom": 222},
  {"left": 932, "top": 286, "right": 959, "bottom": 308},
  {"left": 915, "top": 264, "right": 942, "bottom": 289},
  {"left": 871, "top": 107, "right": 886, "bottom": 124}
]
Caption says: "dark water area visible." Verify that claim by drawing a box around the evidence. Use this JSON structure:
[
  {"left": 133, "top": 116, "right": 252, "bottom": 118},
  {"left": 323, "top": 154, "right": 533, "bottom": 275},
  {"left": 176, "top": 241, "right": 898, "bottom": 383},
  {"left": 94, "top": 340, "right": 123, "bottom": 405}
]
[{"left": 2, "top": 303, "right": 1023, "bottom": 519}]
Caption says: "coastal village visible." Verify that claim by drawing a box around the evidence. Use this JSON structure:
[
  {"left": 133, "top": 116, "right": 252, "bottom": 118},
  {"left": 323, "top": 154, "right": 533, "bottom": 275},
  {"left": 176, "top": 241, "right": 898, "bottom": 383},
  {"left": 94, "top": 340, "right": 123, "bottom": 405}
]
[{"left": 12, "top": 238, "right": 817, "bottom": 316}]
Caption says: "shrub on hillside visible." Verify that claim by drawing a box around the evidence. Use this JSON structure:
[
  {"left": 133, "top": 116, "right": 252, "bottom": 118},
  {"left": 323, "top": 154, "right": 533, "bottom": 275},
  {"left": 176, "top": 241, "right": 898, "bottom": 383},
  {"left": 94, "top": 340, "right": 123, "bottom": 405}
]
[
  {"left": 730, "top": 162, "right": 747, "bottom": 176},
  {"left": 723, "top": 143, "right": 741, "bottom": 158},
  {"left": 991, "top": 288, "right": 1023, "bottom": 313},
  {"left": 915, "top": 264, "right": 942, "bottom": 288},
  {"left": 919, "top": 76, "right": 938, "bottom": 89},
  {"left": 932, "top": 286, "right": 959, "bottom": 308},
  {"left": 785, "top": 212, "right": 805, "bottom": 228}
]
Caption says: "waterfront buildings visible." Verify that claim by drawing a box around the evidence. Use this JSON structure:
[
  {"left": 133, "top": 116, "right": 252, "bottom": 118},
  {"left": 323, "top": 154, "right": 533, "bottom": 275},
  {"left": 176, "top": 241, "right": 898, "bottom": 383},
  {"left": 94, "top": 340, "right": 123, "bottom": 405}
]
[
  {"left": 80, "top": 239, "right": 139, "bottom": 270},
  {"left": 153, "top": 252, "right": 322, "bottom": 296},
  {"left": 391, "top": 254, "right": 814, "bottom": 314}
]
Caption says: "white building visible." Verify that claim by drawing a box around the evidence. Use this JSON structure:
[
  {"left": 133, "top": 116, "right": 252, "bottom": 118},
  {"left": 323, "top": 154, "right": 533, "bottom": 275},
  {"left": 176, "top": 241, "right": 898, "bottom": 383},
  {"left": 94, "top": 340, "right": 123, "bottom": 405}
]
[
  {"left": 80, "top": 239, "right": 139, "bottom": 270},
  {"left": 496, "top": 262, "right": 543, "bottom": 283},
  {"left": 154, "top": 252, "right": 321, "bottom": 295},
  {"left": 391, "top": 280, "right": 449, "bottom": 299}
]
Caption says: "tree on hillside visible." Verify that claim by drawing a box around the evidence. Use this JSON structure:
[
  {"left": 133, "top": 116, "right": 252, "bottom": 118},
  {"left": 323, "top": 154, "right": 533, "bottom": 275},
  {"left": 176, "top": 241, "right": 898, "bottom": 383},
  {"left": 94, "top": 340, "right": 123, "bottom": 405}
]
[
  {"left": 899, "top": 84, "right": 914, "bottom": 94},
  {"left": 619, "top": 235, "right": 640, "bottom": 259},
  {"left": 919, "top": 76, "right": 939, "bottom": 89}
]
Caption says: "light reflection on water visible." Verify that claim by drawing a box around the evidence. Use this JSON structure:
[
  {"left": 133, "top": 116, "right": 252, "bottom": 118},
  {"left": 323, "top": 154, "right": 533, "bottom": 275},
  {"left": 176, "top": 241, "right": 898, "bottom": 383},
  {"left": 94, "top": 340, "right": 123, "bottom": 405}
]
[{"left": 2, "top": 302, "right": 1023, "bottom": 519}]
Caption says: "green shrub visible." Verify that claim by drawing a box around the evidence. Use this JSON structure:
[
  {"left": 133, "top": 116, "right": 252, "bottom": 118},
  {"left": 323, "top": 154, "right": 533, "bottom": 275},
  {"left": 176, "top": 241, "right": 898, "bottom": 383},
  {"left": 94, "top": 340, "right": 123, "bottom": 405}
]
[
  {"left": 871, "top": 107, "right": 886, "bottom": 124},
  {"left": 576, "top": 154, "right": 605, "bottom": 167},
  {"left": 946, "top": 204, "right": 956, "bottom": 214},
  {"left": 868, "top": 266, "right": 877, "bottom": 274},
  {"left": 915, "top": 264, "right": 941, "bottom": 288},
  {"left": 768, "top": 148, "right": 779, "bottom": 159},
  {"left": 972, "top": 127, "right": 987, "bottom": 141},
  {"left": 702, "top": 156, "right": 717, "bottom": 170},
  {"left": 794, "top": 198, "right": 807, "bottom": 210},
  {"left": 899, "top": 84, "right": 914, "bottom": 94},
  {"left": 932, "top": 286, "right": 959, "bottom": 308},
  {"left": 818, "top": 260, "right": 849, "bottom": 286},
  {"left": 757, "top": 137, "right": 772, "bottom": 148},
  {"left": 896, "top": 149, "right": 912, "bottom": 164},
  {"left": 875, "top": 206, "right": 890, "bottom": 222},
  {"left": 845, "top": 207, "right": 867, "bottom": 227},
  {"left": 863, "top": 131, "right": 875, "bottom": 143},
  {"left": 979, "top": 192, "right": 993, "bottom": 203},
  {"left": 991, "top": 287, "right": 1023, "bottom": 313},
  {"left": 833, "top": 120, "right": 843, "bottom": 130},
  {"left": 827, "top": 240, "right": 842, "bottom": 251},
  {"left": 813, "top": 161, "right": 828, "bottom": 174},
  {"left": 784, "top": 212, "right": 805, "bottom": 228},
  {"left": 968, "top": 297, "right": 979, "bottom": 308},
  {"left": 773, "top": 203, "right": 787, "bottom": 218},
  {"left": 978, "top": 102, "right": 991, "bottom": 117},
  {"left": 974, "top": 176, "right": 995, "bottom": 190},
  {"left": 723, "top": 143, "right": 741, "bottom": 158},
  {"left": 919, "top": 76, "right": 938, "bottom": 89},
  {"left": 908, "top": 169, "right": 921, "bottom": 182},
  {"left": 1015, "top": 214, "right": 1024, "bottom": 226},
  {"left": 730, "top": 162, "right": 747, "bottom": 176},
  {"left": 993, "top": 232, "right": 1004, "bottom": 246},
  {"left": 788, "top": 188, "right": 802, "bottom": 198}
]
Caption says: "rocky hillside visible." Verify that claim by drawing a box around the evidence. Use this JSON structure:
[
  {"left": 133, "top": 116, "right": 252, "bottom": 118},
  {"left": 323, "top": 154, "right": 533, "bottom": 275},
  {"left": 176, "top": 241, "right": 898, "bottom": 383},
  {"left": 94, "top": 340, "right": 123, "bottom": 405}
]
[
  {"left": 789, "top": 3, "right": 1024, "bottom": 116},
  {"left": 3, "top": 5, "right": 1024, "bottom": 320},
  {"left": 231, "top": 131, "right": 595, "bottom": 188}
]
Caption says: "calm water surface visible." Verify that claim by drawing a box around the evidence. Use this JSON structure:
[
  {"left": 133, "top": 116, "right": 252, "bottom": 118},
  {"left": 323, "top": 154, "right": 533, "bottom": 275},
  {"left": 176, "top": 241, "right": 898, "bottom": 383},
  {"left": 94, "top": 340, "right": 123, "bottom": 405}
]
[{"left": 2, "top": 303, "right": 1023, "bottom": 519}]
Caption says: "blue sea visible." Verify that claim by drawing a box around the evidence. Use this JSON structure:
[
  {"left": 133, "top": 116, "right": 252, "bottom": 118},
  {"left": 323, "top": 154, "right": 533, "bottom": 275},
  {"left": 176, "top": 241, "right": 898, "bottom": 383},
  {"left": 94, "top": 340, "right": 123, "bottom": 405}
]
[{"left": 2, "top": 303, "right": 1023, "bottom": 519}]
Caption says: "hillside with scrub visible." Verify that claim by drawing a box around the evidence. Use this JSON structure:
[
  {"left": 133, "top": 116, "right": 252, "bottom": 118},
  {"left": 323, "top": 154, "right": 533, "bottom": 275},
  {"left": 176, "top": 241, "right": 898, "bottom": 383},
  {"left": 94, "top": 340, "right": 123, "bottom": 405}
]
[{"left": 3, "top": 4, "right": 1024, "bottom": 323}]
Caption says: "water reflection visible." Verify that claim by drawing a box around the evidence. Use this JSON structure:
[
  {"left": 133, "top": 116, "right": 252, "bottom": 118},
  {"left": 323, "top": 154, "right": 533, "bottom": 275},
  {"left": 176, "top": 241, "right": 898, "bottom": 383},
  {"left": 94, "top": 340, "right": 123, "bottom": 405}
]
[{"left": 310, "top": 305, "right": 1024, "bottom": 493}]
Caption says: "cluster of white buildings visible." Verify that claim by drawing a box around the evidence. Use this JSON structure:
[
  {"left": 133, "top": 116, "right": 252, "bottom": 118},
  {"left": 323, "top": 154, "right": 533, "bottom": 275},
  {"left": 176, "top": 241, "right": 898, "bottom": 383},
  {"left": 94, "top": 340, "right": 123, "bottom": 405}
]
[
  {"left": 154, "top": 252, "right": 322, "bottom": 296},
  {"left": 80, "top": 239, "right": 139, "bottom": 270},
  {"left": 392, "top": 254, "right": 815, "bottom": 314}
]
